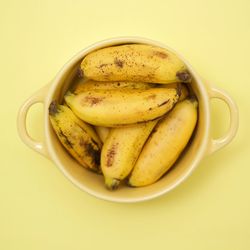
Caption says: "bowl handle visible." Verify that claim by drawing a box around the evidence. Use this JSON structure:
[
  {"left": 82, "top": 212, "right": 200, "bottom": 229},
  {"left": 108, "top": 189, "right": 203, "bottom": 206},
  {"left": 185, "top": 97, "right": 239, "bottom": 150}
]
[
  {"left": 206, "top": 86, "right": 239, "bottom": 155},
  {"left": 17, "top": 84, "right": 50, "bottom": 159}
]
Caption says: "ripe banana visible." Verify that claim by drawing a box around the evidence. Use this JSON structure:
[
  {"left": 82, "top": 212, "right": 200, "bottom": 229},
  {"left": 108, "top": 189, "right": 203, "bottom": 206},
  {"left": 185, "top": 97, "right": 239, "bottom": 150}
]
[
  {"left": 64, "top": 87, "right": 180, "bottom": 127},
  {"left": 49, "top": 101, "right": 102, "bottom": 172},
  {"left": 95, "top": 126, "right": 110, "bottom": 143},
  {"left": 80, "top": 44, "right": 191, "bottom": 84},
  {"left": 101, "top": 120, "right": 158, "bottom": 190},
  {"left": 73, "top": 79, "right": 154, "bottom": 94},
  {"left": 128, "top": 98, "right": 198, "bottom": 187}
]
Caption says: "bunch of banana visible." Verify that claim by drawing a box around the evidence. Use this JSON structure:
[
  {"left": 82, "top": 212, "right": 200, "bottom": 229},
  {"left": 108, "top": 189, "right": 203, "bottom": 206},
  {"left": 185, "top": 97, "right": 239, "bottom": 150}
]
[
  {"left": 48, "top": 43, "right": 198, "bottom": 190},
  {"left": 49, "top": 101, "right": 102, "bottom": 173},
  {"left": 80, "top": 44, "right": 191, "bottom": 83}
]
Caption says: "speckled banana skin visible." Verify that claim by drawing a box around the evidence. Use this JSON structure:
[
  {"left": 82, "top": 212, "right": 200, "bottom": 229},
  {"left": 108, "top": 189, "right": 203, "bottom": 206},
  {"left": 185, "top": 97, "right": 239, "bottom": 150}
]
[
  {"left": 49, "top": 102, "right": 102, "bottom": 172},
  {"left": 128, "top": 98, "right": 198, "bottom": 187},
  {"left": 101, "top": 120, "right": 158, "bottom": 190},
  {"left": 64, "top": 87, "right": 180, "bottom": 127},
  {"left": 81, "top": 44, "right": 190, "bottom": 84}
]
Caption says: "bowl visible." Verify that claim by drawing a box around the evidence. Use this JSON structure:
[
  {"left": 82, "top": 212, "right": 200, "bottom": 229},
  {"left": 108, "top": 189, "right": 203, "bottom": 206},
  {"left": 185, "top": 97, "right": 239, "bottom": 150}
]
[{"left": 17, "top": 37, "right": 239, "bottom": 203}]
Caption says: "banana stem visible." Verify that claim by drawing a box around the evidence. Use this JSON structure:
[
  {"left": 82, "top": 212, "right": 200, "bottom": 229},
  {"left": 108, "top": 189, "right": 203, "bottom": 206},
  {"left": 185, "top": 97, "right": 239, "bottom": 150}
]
[{"left": 105, "top": 177, "right": 120, "bottom": 190}]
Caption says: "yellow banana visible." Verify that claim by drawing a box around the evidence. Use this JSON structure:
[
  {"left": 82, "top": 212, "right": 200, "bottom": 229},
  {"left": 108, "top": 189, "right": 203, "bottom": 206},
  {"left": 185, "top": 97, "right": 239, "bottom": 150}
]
[
  {"left": 101, "top": 120, "right": 158, "bottom": 190},
  {"left": 128, "top": 98, "right": 198, "bottom": 187},
  {"left": 49, "top": 101, "right": 102, "bottom": 173},
  {"left": 73, "top": 79, "right": 154, "bottom": 94},
  {"left": 95, "top": 126, "right": 110, "bottom": 143},
  {"left": 81, "top": 44, "right": 190, "bottom": 84},
  {"left": 64, "top": 87, "right": 180, "bottom": 127}
]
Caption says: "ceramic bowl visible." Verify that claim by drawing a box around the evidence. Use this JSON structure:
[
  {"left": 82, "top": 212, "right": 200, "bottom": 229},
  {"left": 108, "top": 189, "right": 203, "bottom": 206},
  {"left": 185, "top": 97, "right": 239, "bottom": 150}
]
[{"left": 17, "top": 37, "right": 239, "bottom": 202}]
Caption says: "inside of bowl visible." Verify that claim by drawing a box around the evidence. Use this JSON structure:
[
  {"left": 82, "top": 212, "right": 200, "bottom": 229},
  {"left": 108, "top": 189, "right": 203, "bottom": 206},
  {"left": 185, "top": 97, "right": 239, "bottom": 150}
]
[{"left": 47, "top": 42, "right": 209, "bottom": 202}]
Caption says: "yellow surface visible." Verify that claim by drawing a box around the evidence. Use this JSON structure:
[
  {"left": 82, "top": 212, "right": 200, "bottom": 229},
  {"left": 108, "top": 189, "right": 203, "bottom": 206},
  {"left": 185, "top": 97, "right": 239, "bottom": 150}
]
[{"left": 0, "top": 0, "right": 249, "bottom": 249}]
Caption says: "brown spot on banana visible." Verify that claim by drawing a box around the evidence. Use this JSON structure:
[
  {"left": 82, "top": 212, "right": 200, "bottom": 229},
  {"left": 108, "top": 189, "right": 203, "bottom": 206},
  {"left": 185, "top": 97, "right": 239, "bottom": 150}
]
[
  {"left": 99, "top": 63, "right": 108, "bottom": 68},
  {"left": 77, "top": 67, "right": 84, "bottom": 78},
  {"left": 106, "top": 143, "right": 118, "bottom": 167},
  {"left": 103, "top": 73, "right": 113, "bottom": 80},
  {"left": 157, "top": 99, "right": 170, "bottom": 107},
  {"left": 83, "top": 96, "right": 105, "bottom": 106},
  {"left": 79, "top": 138, "right": 101, "bottom": 167},
  {"left": 114, "top": 58, "right": 124, "bottom": 68},
  {"left": 147, "top": 94, "right": 156, "bottom": 100},
  {"left": 153, "top": 51, "right": 168, "bottom": 59},
  {"left": 58, "top": 128, "right": 74, "bottom": 149}
]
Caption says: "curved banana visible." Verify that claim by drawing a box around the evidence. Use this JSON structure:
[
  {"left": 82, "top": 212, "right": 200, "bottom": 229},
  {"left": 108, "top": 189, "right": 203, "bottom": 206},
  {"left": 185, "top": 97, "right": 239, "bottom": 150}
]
[
  {"left": 95, "top": 126, "right": 110, "bottom": 143},
  {"left": 101, "top": 120, "right": 158, "bottom": 190},
  {"left": 128, "top": 98, "right": 198, "bottom": 187},
  {"left": 73, "top": 80, "right": 154, "bottom": 94},
  {"left": 64, "top": 87, "right": 180, "bottom": 127},
  {"left": 49, "top": 101, "right": 102, "bottom": 172},
  {"left": 81, "top": 44, "right": 190, "bottom": 84}
]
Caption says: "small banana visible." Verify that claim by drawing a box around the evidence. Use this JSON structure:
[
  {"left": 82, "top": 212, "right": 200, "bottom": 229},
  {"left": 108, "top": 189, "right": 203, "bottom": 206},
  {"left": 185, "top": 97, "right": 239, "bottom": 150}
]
[
  {"left": 49, "top": 101, "right": 102, "bottom": 172},
  {"left": 128, "top": 98, "right": 198, "bottom": 187},
  {"left": 95, "top": 126, "right": 110, "bottom": 143},
  {"left": 73, "top": 79, "right": 154, "bottom": 94},
  {"left": 81, "top": 44, "right": 191, "bottom": 84},
  {"left": 101, "top": 120, "right": 158, "bottom": 190},
  {"left": 64, "top": 87, "right": 180, "bottom": 127}
]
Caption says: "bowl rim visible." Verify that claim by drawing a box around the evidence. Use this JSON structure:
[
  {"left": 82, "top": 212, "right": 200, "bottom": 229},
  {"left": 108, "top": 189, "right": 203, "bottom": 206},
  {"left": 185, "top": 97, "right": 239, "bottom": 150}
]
[{"left": 44, "top": 36, "right": 211, "bottom": 203}]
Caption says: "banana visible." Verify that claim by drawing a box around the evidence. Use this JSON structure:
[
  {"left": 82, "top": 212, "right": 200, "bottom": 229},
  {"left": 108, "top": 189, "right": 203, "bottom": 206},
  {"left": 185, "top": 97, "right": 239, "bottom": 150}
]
[
  {"left": 64, "top": 87, "right": 180, "bottom": 127},
  {"left": 81, "top": 44, "right": 191, "bottom": 84},
  {"left": 128, "top": 98, "right": 198, "bottom": 187},
  {"left": 73, "top": 79, "right": 154, "bottom": 94},
  {"left": 95, "top": 126, "right": 110, "bottom": 143},
  {"left": 101, "top": 120, "right": 158, "bottom": 190},
  {"left": 48, "top": 101, "right": 102, "bottom": 173}
]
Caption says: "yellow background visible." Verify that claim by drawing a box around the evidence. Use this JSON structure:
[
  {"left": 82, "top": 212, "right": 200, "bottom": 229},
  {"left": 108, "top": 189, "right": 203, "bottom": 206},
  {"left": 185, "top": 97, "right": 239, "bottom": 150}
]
[{"left": 1, "top": 0, "right": 250, "bottom": 249}]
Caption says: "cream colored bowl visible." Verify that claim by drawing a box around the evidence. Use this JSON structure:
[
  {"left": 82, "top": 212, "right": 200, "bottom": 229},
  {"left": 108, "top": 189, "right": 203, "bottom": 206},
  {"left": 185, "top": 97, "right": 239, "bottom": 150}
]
[{"left": 17, "top": 37, "right": 239, "bottom": 203}]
